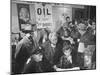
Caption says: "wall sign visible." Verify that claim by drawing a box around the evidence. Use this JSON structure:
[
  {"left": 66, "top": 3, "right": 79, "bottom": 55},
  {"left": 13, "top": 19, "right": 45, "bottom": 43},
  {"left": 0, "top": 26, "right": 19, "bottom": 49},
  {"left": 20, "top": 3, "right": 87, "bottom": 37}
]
[{"left": 35, "top": 3, "right": 53, "bottom": 30}]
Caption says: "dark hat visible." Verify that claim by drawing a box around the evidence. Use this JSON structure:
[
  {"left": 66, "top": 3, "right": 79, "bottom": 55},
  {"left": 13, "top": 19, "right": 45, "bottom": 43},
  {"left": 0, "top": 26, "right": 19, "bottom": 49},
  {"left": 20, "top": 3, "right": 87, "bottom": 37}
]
[
  {"left": 22, "top": 24, "right": 36, "bottom": 33},
  {"left": 31, "top": 46, "right": 44, "bottom": 55},
  {"left": 66, "top": 16, "right": 70, "bottom": 19},
  {"left": 63, "top": 40, "right": 71, "bottom": 46}
]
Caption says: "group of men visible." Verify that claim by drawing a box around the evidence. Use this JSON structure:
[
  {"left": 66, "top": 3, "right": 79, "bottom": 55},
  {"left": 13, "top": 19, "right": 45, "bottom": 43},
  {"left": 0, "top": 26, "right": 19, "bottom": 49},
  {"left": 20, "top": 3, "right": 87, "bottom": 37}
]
[{"left": 12, "top": 16, "right": 96, "bottom": 74}]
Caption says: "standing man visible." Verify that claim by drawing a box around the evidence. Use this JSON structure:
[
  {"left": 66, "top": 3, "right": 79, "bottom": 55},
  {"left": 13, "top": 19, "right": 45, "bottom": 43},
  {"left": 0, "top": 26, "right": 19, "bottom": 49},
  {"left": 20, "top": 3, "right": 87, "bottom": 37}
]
[
  {"left": 57, "top": 16, "right": 71, "bottom": 37},
  {"left": 42, "top": 32, "right": 63, "bottom": 71},
  {"left": 14, "top": 31, "right": 38, "bottom": 74},
  {"left": 77, "top": 20, "right": 96, "bottom": 69}
]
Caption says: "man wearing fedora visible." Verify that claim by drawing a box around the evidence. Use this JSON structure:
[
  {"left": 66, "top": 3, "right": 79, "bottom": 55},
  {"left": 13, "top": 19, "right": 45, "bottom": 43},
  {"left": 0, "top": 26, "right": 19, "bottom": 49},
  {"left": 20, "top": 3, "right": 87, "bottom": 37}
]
[{"left": 14, "top": 24, "right": 39, "bottom": 74}]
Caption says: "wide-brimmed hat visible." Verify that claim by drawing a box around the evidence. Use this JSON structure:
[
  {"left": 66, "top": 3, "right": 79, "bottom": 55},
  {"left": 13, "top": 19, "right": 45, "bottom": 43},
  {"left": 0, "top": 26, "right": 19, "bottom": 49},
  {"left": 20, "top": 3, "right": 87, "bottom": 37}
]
[
  {"left": 31, "top": 46, "right": 44, "bottom": 55},
  {"left": 22, "top": 24, "right": 36, "bottom": 33}
]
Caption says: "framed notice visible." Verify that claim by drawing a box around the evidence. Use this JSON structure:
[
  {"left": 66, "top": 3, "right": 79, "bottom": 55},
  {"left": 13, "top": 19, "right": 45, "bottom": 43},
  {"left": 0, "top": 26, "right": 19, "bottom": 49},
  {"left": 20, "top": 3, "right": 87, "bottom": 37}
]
[{"left": 17, "top": 3, "right": 33, "bottom": 32}]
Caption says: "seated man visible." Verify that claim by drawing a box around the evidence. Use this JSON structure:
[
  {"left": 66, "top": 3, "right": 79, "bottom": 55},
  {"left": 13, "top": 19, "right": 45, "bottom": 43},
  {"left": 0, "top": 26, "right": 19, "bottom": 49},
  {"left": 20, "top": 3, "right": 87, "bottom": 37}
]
[
  {"left": 56, "top": 40, "right": 73, "bottom": 69},
  {"left": 23, "top": 47, "right": 44, "bottom": 73}
]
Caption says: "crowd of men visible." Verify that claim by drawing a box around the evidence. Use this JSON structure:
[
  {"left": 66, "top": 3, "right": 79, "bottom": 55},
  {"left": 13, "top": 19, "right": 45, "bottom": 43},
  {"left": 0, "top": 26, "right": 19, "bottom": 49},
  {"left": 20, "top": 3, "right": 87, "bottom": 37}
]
[{"left": 11, "top": 16, "right": 96, "bottom": 74}]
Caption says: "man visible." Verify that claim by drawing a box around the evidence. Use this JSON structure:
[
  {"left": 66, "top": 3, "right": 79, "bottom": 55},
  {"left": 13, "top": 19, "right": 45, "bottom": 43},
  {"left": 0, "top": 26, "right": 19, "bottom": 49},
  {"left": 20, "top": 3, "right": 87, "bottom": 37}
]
[
  {"left": 14, "top": 32, "right": 37, "bottom": 74},
  {"left": 57, "top": 16, "right": 71, "bottom": 37},
  {"left": 77, "top": 20, "right": 96, "bottom": 69},
  {"left": 23, "top": 47, "right": 44, "bottom": 73},
  {"left": 42, "top": 32, "right": 63, "bottom": 71}
]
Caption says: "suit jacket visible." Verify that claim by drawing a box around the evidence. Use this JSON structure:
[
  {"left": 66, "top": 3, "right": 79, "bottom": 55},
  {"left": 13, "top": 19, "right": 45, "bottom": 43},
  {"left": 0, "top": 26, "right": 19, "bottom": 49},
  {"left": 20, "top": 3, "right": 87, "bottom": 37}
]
[
  {"left": 15, "top": 36, "right": 36, "bottom": 73},
  {"left": 42, "top": 41, "right": 63, "bottom": 66}
]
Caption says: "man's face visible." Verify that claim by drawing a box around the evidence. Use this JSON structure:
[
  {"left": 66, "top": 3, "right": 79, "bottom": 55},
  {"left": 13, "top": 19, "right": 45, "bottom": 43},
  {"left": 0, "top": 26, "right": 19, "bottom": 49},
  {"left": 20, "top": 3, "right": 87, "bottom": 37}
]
[
  {"left": 50, "top": 36, "right": 58, "bottom": 45},
  {"left": 64, "top": 30, "right": 69, "bottom": 37},
  {"left": 84, "top": 55, "right": 91, "bottom": 65},
  {"left": 78, "top": 23, "right": 87, "bottom": 35},
  {"left": 33, "top": 54, "right": 43, "bottom": 62}
]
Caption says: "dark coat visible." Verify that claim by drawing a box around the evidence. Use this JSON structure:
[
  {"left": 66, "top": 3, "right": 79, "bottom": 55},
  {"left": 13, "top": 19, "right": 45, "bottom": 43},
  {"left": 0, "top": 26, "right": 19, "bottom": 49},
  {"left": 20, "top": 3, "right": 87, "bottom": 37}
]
[
  {"left": 79, "top": 30, "right": 96, "bottom": 46},
  {"left": 57, "top": 55, "right": 73, "bottom": 69},
  {"left": 14, "top": 36, "right": 36, "bottom": 73},
  {"left": 23, "top": 55, "right": 55, "bottom": 73},
  {"left": 42, "top": 41, "right": 63, "bottom": 66},
  {"left": 23, "top": 58, "right": 43, "bottom": 74}
]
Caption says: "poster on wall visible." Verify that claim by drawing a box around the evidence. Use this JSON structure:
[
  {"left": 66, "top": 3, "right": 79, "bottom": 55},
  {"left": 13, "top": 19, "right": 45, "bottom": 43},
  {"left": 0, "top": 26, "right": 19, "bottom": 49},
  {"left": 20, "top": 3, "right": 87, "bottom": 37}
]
[
  {"left": 35, "top": 3, "right": 53, "bottom": 30},
  {"left": 17, "top": 4, "right": 32, "bottom": 32}
]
